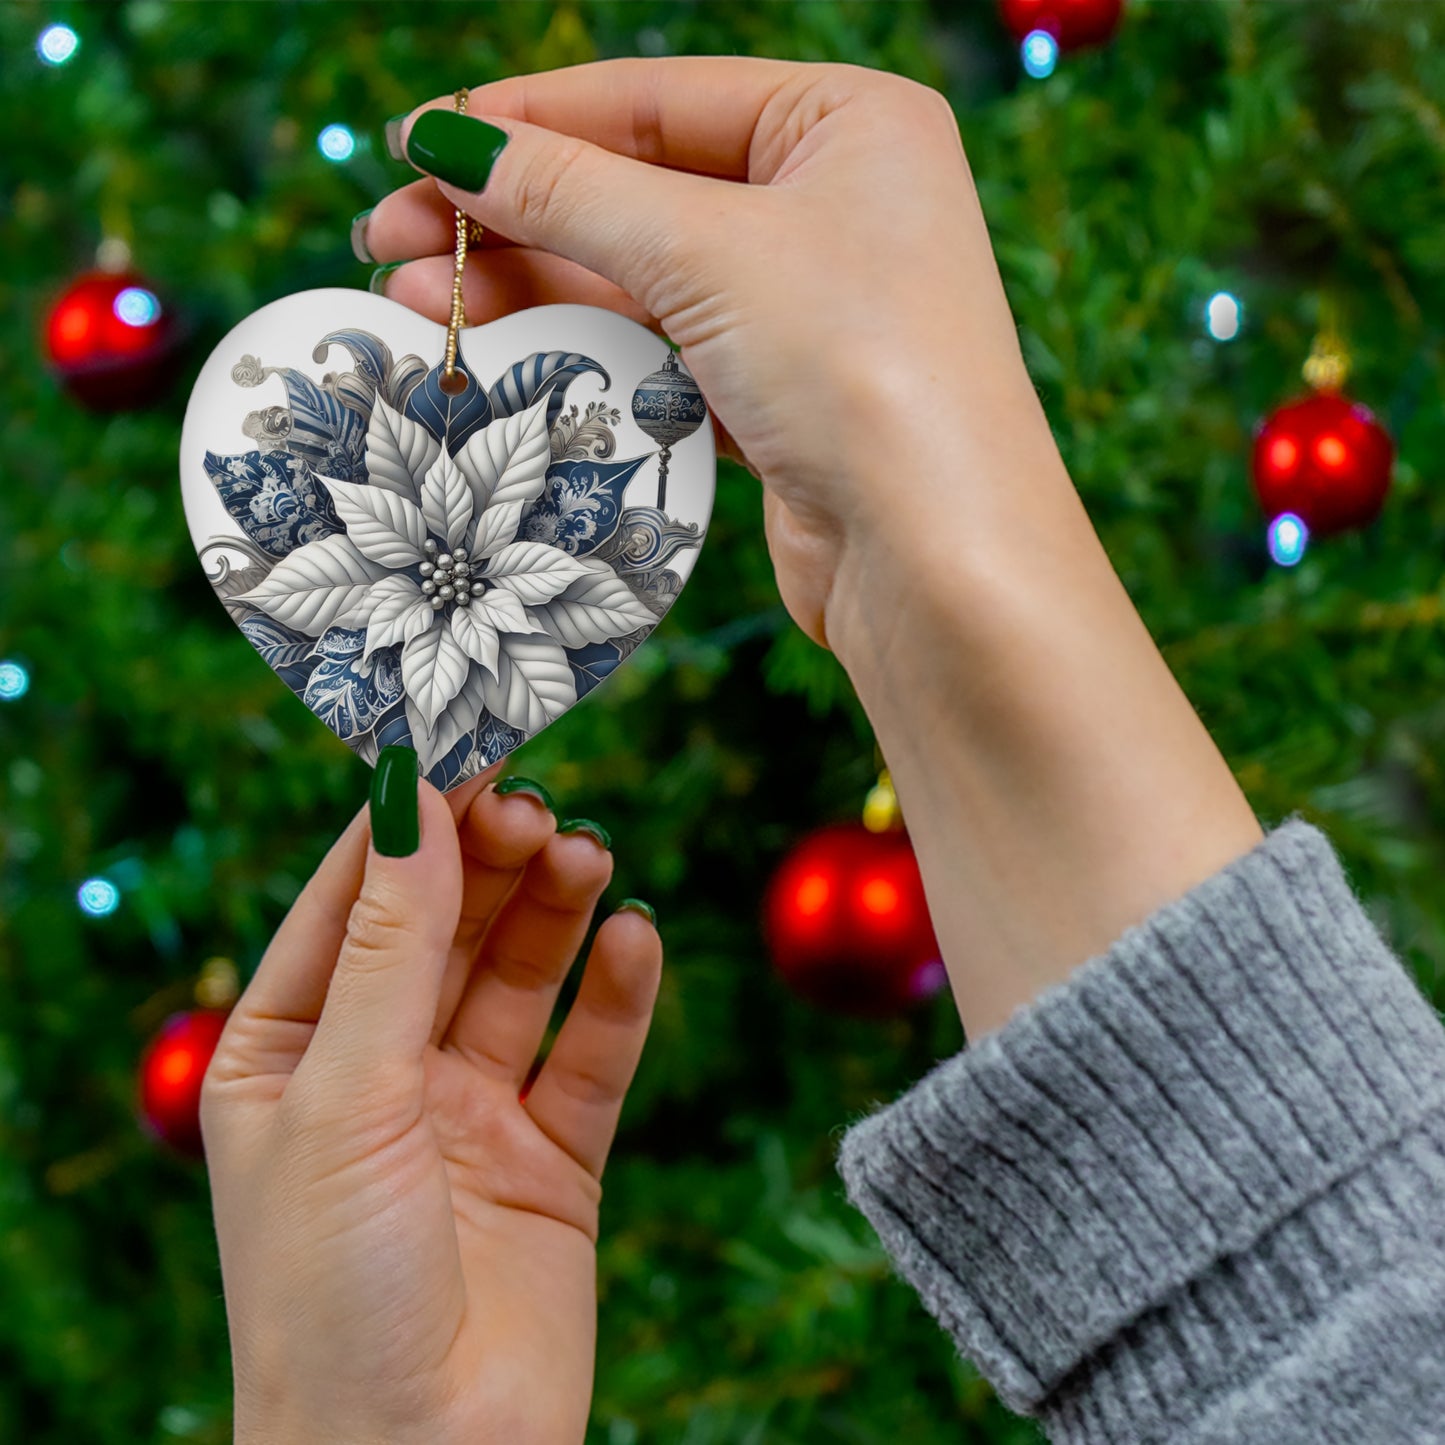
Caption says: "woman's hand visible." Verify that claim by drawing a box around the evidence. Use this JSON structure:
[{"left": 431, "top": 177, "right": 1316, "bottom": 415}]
[
  {"left": 202, "top": 757, "right": 660, "bottom": 1445},
  {"left": 365, "top": 57, "right": 1261, "bottom": 1040},
  {"left": 362, "top": 56, "right": 1040, "bottom": 653}
]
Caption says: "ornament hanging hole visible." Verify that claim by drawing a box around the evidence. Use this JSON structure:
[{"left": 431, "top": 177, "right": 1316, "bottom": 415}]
[{"left": 438, "top": 369, "right": 469, "bottom": 397}]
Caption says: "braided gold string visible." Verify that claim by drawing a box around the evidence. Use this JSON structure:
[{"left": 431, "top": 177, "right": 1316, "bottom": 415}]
[{"left": 440, "top": 88, "right": 478, "bottom": 394}]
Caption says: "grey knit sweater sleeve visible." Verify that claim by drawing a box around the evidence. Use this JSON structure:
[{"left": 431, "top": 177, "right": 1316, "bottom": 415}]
[{"left": 837, "top": 820, "right": 1445, "bottom": 1444}]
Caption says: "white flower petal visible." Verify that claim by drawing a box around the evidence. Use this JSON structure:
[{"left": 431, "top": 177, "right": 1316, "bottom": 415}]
[
  {"left": 482, "top": 541, "right": 593, "bottom": 605},
  {"left": 364, "top": 396, "right": 439, "bottom": 501},
  {"left": 524, "top": 568, "right": 658, "bottom": 648},
  {"left": 420, "top": 449, "right": 474, "bottom": 552},
  {"left": 235, "top": 534, "right": 387, "bottom": 636},
  {"left": 405, "top": 663, "right": 488, "bottom": 774},
  {"left": 469, "top": 500, "right": 526, "bottom": 561},
  {"left": 448, "top": 605, "right": 501, "bottom": 681},
  {"left": 472, "top": 589, "right": 532, "bottom": 636},
  {"left": 456, "top": 394, "right": 551, "bottom": 520},
  {"left": 401, "top": 620, "right": 472, "bottom": 734},
  {"left": 362, "top": 576, "right": 435, "bottom": 660},
  {"left": 321, "top": 476, "right": 428, "bottom": 568},
  {"left": 479, "top": 631, "right": 577, "bottom": 737}
]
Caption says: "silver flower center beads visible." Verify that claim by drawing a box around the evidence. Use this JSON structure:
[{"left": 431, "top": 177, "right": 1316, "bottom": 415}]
[{"left": 419, "top": 538, "right": 486, "bottom": 612}]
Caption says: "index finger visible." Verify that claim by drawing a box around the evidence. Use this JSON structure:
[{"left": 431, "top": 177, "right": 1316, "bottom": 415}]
[{"left": 409, "top": 55, "right": 812, "bottom": 183}]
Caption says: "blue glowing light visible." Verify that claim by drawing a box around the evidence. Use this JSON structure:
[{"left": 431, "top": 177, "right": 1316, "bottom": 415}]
[
  {"left": 37, "top": 24, "right": 79, "bottom": 66},
  {"left": 1021, "top": 30, "right": 1059, "bottom": 79},
  {"left": 318, "top": 124, "right": 356, "bottom": 162},
  {"left": 114, "top": 287, "right": 161, "bottom": 328},
  {"left": 1205, "top": 291, "right": 1243, "bottom": 342},
  {"left": 77, "top": 877, "right": 121, "bottom": 918},
  {"left": 1267, "top": 512, "right": 1309, "bottom": 567},
  {"left": 0, "top": 660, "right": 29, "bottom": 701}
]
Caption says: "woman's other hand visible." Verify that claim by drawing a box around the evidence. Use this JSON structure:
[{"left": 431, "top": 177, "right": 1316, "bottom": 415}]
[{"left": 202, "top": 756, "right": 660, "bottom": 1445}]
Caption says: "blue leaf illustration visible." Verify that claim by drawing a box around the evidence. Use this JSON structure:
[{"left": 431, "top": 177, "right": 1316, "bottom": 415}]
[
  {"left": 422, "top": 731, "right": 477, "bottom": 792},
  {"left": 476, "top": 712, "right": 527, "bottom": 766},
  {"left": 565, "top": 640, "right": 622, "bottom": 700},
  {"left": 274, "top": 367, "right": 365, "bottom": 466},
  {"left": 516, "top": 454, "right": 649, "bottom": 557},
  {"left": 372, "top": 702, "right": 414, "bottom": 753},
  {"left": 203, "top": 448, "right": 343, "bottom": 558},
  {"left": 487, "top": 351, "right": 609, "bottom": 431},
  {"left": 403, "top": 354, "right": 494, "bottom": 455},
  {"left": 313, "top": 329, "right": 392, "bottom": 392},
  {"left": 239, "top": 614, "right": 316, "bottom": 670},
  {"left": 302, "top": 638, "right": 403, "bottom": 740},
  {"left": 312, "top": 625, "right": 369, "bottom": 661}
]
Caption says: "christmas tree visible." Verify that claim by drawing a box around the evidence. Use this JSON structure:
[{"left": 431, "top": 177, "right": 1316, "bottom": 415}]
[{"left": 3, "top": 3, "right": 1444, "bottom": 1441}]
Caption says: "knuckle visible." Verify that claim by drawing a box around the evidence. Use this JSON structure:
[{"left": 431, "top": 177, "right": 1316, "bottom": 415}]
[
  {"left": 513, "top": 135, "right": 590, "bottom": 232},
  {"left": 486, "top": 940, "right": 562, "bottom": 993},
  {"left": 891, "top": 74, "right": 959, "bottom": 132},
  {"left": 340, "top": 893, "right": 413, "bottom": 969}
]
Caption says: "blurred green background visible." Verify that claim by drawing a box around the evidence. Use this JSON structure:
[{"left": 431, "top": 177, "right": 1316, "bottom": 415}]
[{"left": 3, "top": 1, "right": 1445, "bottom": 1441}]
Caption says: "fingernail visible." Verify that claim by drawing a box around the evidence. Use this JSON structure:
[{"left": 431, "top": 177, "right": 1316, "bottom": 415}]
[
  {"left": 370, "top": 746, "right": 420, "bottom": 857},
  {"left": 369, "top": 261, "right": 404, "bottom": 296},
  {"left": 494, "top": 775, "right": 555, "bottom": 811},
  {"left": 405, "top": 110, "right": 509, "bottom": 192},
  {"left": 558, "top": 818, "right": 612, "bottom": 850},
  {"left": 384, "top": 113, "right": 409, "bottom": 162},
  {"left": 350, "top": 208, "right": 375, "bottom": 264},
  {"left": 617, "top": 898, "right": 656, "bottom": 926}
]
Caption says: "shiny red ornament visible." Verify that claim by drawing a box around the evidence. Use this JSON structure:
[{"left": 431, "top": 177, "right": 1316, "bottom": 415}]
[
  {"left": 137, "top": 1009, "right": 229, "bottom": 1157},
  {"left": 998, "top": 0, "right": 1124, "bottom": 49},
  {"left": 44, "top": 270, "right": 181, "bottom": 410},
  {"left": 1251, "top": 392, "right": 1394, "bottom": 537},
  {"left": 763, "top": 822, "right": 945, "bottom": 1016}
]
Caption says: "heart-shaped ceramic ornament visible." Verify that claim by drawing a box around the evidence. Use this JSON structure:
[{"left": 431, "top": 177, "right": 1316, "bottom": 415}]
[{"left": 180, "top": 289, "right": 714, "bottom": 791}]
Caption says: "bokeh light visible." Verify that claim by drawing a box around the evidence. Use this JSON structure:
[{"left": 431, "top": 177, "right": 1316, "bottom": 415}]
[
  {"left": 1021, "top": 30, "right": 1059, "bottom": 79},
  {"left": 1205, "top": 291, "right": 1242, "bottom": 341},
  {"left": 317, "top": 123, "right": 356, "bottom": 162},
  {"left": 113, "top": 287, "right": 161, "bottom": 328},
  {"left": 77, "top": 877, "right": 121, "bottom": 917},
  {"left": 0, "top": 660, "right": 29, "bottom": 701},
  {"left": 1267, "top": 512, "right": 1309, "bottom": 567},
  {"left": 37, "top": 24, "right": 79, "bottom": 66}
]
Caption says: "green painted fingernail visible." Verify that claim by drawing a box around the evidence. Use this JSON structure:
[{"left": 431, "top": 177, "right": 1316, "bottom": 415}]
[
  {"left": 350, "top": 208, "right": 375, "bottom": 264},
  {"left": 494, "top": 775, "right": 555, "bottom": 811},
  {"left": 369, "top": 261, "right": 404, "bottom": 296},
  {"left": 370, "top": 746, "right": 420, "bottom": 857},
  {"left": 559, "top": 818, "right": 612, "bottom": 850},
  {"left": 617, "top": 898, "right": 656, "bottom": 926},
  {"left": 384, "top": 113, "right": 409, "bottom": 162},
  {"left": 405, "top": 110, "right": 509, "bottom": 192}
]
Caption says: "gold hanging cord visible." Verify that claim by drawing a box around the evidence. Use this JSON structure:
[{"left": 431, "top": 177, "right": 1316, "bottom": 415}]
[{"left": 440, "top": 88, "right": 480, "bottom": 395}]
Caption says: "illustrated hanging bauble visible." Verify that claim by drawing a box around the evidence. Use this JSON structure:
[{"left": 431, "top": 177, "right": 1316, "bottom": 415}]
[
  {"left": 1251, "top": 392, "right": 1394, "bottom": 537},
  {"left": 998, "top": 0, "right": 1125, "bottom": 49},
  {"left": 630, "top": 350, "right": 708, "bottom": 510},
  {"left": 763, "top": 822, "right": 945, "bottom": 1017},
  {"left": 45, "top": 270, "right": 182, "bottom": 410},
  {"left": 137, "top": 1008, "right": 230, "bottom": 1157}
]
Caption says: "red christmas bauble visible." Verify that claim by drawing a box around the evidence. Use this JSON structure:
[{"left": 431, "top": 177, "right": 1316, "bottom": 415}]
[
  {"left": 137, "top": 1009, "right": 229, "bottom": 1157},
  {"left": 1251, "top": 392, "right": 1394, "bottom": 537},
  {"left": 44, "top": 270, "right": 181, "bottom": 410},
  {"left": 998, "top": 0, "right": 1124, "bottom": 49},
  {"left": 763, "top": 822, "right": 945, "bottom": 1016}
]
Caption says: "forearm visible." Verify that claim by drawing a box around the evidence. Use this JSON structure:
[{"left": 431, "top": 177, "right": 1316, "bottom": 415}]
[{"left": 826, "top": 380, "right": 1261, "bottom": 1039}]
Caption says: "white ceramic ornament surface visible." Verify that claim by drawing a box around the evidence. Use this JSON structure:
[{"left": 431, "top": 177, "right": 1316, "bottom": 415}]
[{"left": 180, "top": 289, "right": 714, "bottom": 790}]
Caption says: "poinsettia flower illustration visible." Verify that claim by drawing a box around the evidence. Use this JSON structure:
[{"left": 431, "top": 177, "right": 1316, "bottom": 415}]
[{"left": 236, "top": 389, "right": 657, "bottom": 770}]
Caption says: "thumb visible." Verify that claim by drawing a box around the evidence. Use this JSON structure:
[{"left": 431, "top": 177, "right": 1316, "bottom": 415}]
[
  {"left": 303, "top": 747, "right": 463, "bottom": 1088},
  {"left": 398, "top": 106, "right": 742, "bottom": 319}
]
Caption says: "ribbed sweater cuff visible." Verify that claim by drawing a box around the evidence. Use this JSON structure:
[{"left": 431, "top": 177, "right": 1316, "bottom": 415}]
[{"left": 837, "top": 820, "right": 1445, "bottom": 1427}]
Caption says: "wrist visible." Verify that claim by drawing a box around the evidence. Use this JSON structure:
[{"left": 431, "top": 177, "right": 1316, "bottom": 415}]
[{"left": 823, "top": 411, "right": 1261, "bottom": 1038}]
